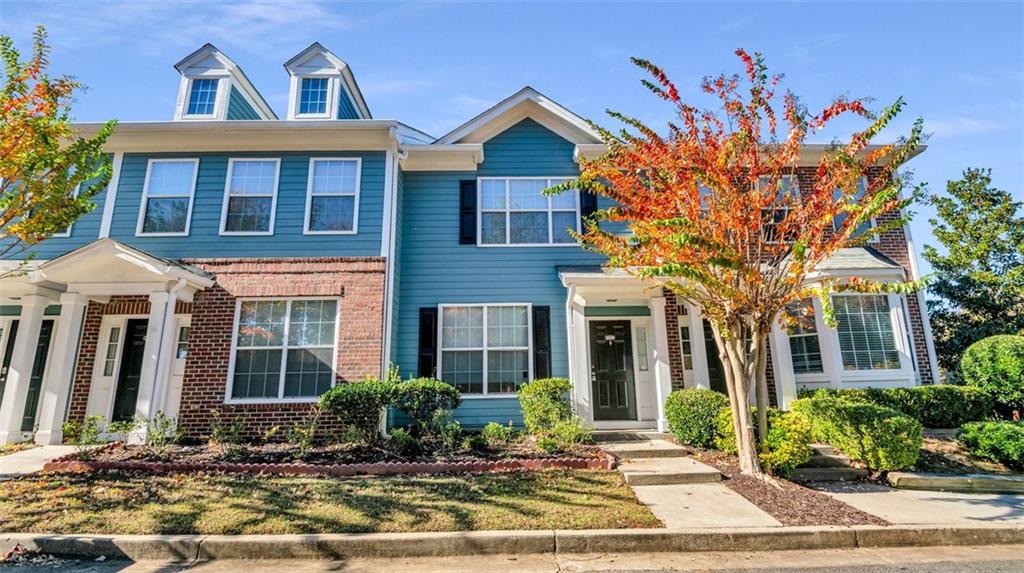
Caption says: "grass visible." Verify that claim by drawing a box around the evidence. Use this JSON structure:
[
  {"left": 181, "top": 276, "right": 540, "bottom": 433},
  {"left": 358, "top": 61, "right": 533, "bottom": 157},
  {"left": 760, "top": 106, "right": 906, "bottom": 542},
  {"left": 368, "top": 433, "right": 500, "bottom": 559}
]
[
  {"left": 0, "top": 443, "right": 36, "bottom": 457},
  {"left": 0, "top": 470, "right": 661, "bottom": 534}
]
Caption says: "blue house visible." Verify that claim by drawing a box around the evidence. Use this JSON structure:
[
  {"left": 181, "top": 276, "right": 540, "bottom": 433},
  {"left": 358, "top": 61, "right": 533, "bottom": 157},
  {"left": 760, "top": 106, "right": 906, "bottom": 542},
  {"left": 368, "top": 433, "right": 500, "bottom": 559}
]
[{"left": 0, "top": 43, "right": 941, "bottom": 445}]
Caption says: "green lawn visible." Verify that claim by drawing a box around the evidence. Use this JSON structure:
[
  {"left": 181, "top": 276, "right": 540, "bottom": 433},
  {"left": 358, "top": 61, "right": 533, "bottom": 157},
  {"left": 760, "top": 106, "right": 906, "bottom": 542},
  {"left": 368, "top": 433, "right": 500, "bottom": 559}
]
[{"left": 0, "top": 470, "right": 661, "bottom": 534}]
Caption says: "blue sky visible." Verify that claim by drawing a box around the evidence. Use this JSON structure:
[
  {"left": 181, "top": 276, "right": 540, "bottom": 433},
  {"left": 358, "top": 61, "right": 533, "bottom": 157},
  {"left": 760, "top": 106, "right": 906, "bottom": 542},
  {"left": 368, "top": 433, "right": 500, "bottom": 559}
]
[{"left": 3, "top": 1, "right": 1022, "bottom": 278}]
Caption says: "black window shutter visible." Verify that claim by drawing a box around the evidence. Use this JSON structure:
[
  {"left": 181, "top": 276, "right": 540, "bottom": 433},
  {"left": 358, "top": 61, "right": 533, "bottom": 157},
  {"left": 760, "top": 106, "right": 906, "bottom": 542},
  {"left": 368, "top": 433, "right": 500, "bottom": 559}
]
[
  {"left": 532, "top": 306, "right": 552, "bottom": 380},
  {"left": 579, "top": 190, "right": 598, "bottom": 229},
  {"left": 418, "top": 307, "right": 438, "bottom": 377},
  {"left": 459, "top": 179, "right": 477, "bottom": 245}
]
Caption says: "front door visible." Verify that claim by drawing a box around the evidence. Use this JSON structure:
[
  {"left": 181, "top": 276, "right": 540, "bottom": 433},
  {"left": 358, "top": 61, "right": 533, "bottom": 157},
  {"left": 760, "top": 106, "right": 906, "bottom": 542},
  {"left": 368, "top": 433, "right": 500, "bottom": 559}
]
[
  {"left": 702, "top": 319, "right": 728, "bottom": 394},
  {"left": 111, "top": 319, "right": 148, "bottom": 423},
  {"left": 589, "top": 320, "right": 637, "bottom": 421},
  {"left": 21, "top": 320, "right": 55, "bottom": 431}
]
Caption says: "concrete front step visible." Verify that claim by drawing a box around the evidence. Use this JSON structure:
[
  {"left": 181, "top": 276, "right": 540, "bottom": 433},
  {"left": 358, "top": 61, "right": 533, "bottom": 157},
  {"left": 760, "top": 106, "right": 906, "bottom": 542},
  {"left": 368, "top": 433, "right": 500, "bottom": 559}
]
[
  {"left": 602, "top": 439, "right": 690, "bottom": 460},
  {"left": 619, "top": 457, "right": 722, "bottom": 486},
  {"left": 792, "top": 467, "right": 870, "bottom": 483},
  {"left": 811, "top": 444, "right": 836, "bottom": 456},
  {"left": 802, "top": 452, "right": 854, "bottom": 468},
  {"left": 592, "top": 431, "right": 671, "bottom": 444}
]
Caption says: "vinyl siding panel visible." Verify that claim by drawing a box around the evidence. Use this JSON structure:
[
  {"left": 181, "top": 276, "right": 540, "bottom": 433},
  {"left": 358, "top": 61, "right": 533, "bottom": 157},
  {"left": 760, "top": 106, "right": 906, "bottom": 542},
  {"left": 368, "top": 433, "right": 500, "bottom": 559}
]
[
  {"left": 226, "top": 86, "right": 261, "bottom": 120},
  {"left": 105, "top": 151, "right": 385, "bottom": 258},
  {"left": 338, "top": 86, "right": 360, "bottom": 120},
  {"left": 392, "top": 119, "right": 607, "bottom": 427},
  {"left": 10, "top": 168, "right": 111, "bottom": 260}
]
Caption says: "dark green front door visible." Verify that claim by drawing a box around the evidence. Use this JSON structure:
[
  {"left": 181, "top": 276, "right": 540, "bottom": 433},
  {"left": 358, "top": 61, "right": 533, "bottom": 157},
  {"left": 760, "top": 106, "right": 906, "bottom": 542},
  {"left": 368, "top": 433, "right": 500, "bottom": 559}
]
[
  {"left": 21, "top": 320, "right": 55, "bottom": 431},
  {"left": 111, "top": 319, "right": 148, "bottom": 423},
  {"left": 702, "top": 319, "right": 728, "bottom": 394},
  {"left": 589, "top": 320, "right": 637, "bottom": 421}
]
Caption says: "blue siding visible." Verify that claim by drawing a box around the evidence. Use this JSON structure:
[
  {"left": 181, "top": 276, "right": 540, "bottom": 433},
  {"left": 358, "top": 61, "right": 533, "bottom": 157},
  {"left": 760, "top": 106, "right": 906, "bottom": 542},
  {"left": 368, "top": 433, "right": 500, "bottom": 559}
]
[
  {"left": 389, "top": 169, "right": 404, "bottom": 359},
  {"left": 392, "top": 118, "right": 608, "bottom": 427},
  {"left": 14, "top": 169, "right": 111, "bottom": 260},
  {"left": 338, "top": 85, "right": 360, "bottom": 119},
  {"left": 100, "top": 151, "right": 385, "bottom": 259},
  {"left": 226, "top": 86, "right": 261, "bottom": 120}
]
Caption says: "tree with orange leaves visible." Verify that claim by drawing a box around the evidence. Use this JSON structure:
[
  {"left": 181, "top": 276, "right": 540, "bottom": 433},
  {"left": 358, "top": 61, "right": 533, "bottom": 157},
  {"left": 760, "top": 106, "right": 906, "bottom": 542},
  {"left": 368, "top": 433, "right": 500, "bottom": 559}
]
[
  {"left": 552, "top": 51, "right": 925, "bottom": 477},
  {"left": 1, "top": 26, "right": 116, "bottom": 275}
]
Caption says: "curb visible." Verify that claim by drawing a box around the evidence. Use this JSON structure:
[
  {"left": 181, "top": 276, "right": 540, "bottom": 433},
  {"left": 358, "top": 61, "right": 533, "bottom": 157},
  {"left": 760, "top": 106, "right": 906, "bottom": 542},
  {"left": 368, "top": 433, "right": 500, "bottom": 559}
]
[
  {"left": 887, "top": 472, "right": 1024, "bottom": 494},
  {"left": 4, "top": 524, "right": 1024, "bottom": 561}
]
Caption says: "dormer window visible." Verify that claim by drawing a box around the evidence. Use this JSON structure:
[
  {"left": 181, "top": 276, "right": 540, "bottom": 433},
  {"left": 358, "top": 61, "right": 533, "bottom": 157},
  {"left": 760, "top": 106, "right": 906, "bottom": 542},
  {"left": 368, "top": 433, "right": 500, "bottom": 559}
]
[
  {"left": 186, "top": 78, "right": 219, "bottom": 116},
  {"left": 298, "top": 78, "right": 329, "bottom": 116}
]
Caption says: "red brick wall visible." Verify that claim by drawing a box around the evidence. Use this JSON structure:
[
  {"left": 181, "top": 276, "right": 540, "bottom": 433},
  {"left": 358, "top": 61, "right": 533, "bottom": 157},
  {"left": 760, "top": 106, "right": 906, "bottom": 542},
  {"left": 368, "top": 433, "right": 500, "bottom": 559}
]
[{"left": 174, "top": 257, "right": 386, "bottom": 440}]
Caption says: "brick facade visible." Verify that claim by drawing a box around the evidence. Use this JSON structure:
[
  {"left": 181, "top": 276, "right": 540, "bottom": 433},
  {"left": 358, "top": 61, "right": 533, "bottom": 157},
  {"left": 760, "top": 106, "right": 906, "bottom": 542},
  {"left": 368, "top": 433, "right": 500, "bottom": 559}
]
[{"left": 66, "top": 257, "right": 386, "bottom": 441}]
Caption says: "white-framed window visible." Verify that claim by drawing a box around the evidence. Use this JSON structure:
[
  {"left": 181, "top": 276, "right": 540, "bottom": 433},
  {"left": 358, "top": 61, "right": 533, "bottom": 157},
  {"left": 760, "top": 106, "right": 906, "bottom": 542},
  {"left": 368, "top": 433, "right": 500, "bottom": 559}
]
[
  {"left": 478, "top": 177, "right": 579, "bottom": 246},
  {"left": 757, "top": 175, "right": 800, "bottom": 243},
  {"left": 175, "top": 326, "right": 190, "bottom": 360},
  {"left": 226, "top": 298, "right": 340, "bottom": 403},
  {"left": 296, "top": 76, "right": 332, "bottom": 118},
  {"left": 785, "top": 301, "right": 823, "bottom": 374},
  {"left": 833, "top": 176, "right": 879, "bottom": 243},
  {"left": 102, "top": 326, "right": 121, "bottom": 376},
  {"left": 635, "top": 326, "right": 650, "bottom": 372},
  {"left": 185, "top": 78, "right": 219, "bottom": 117},
  {"left": 438, "top": 303, "right": 532, "bottom": 395},
  {"left": 304, "top": 158, "right": 361, "bottom": 234},
  {"left": 833, "top": 294, "right": 901, "bottom": 371},
  {"left": 136, "top": 159, "right": 199, "bottom": 236},
  {"left": 678, "top": 324, "right": 694, "bottom": 370},
  {"left": 219, "top": 158, "right": 280, "bottom": 235}
]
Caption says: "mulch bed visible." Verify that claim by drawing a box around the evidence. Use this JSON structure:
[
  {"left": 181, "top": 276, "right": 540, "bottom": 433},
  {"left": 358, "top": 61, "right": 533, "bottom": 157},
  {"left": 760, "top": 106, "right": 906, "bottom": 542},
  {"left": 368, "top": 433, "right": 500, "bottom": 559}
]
[
  {"left": 43, "top": 442, "right": 615, "bottom": 478},
  {"left": 694, "top": 451, "right": 889, "bottom": 527},
  {"left": 912, "top": 436, "right": 1016, "bottom": 475}
]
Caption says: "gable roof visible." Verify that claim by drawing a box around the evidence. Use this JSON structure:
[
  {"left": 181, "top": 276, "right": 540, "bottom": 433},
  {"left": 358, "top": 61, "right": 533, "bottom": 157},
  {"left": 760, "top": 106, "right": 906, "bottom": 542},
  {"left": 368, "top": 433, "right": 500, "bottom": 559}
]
[
  {"left": 174, "top": 43, "right": 277, "bottom": 120},
  {"left": 284, "top": 42, "right": 372, "bottom": 120},
  {"left": 434, "top": 86, "right": 602, "bottom": 145}
]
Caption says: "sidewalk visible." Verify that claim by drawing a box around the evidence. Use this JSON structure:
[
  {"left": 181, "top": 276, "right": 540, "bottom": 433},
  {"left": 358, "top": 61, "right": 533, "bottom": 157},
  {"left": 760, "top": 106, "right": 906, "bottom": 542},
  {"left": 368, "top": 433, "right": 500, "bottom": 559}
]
[
  {"left": 0, "top": 445, "right": 77, "bottom": 481},
  {"left": 816, "top": 482, "right": 1024, "bottom": 525}
]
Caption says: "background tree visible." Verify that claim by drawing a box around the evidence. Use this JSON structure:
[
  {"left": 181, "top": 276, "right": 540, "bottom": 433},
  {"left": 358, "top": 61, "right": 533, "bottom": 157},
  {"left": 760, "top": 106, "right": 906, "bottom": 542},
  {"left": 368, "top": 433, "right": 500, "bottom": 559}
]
[
  {"left": 1, "top": 26, "right": 116, "bottom": 274},
  {"left": 555, "top": 51, "right": 923, "bottom": 477},
  {"left": 924, "top": 169, "right": 1024, "bottom": 375}
]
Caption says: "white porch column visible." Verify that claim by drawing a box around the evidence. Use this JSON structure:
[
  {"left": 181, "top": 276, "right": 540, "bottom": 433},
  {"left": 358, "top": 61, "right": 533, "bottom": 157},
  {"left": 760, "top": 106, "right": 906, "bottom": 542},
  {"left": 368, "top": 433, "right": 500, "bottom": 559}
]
[
  {"left": 0, "top": 293, "right": 50, "bottom": 444},
  {"left": 34, "top": 292, "right": 89, "bottom": 445},
  {"left": 769, "top": 323, "right": 798, "bottom": 410},
  {"left": 650, "top": 296, "right": 673, "bottom": 432},
  {"left": 568, "top": 297, "right": 593, "bottom": 425},
  {"left": 130, "top": 290, "right": 177, "bottom": 442}
]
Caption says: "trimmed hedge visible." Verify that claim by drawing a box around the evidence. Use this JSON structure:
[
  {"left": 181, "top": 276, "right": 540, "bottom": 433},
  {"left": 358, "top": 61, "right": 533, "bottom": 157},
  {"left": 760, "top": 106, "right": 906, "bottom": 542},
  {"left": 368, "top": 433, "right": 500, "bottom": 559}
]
[
  {"left": 517, "top": 378, "right": 573, "bottom": 435},
  {"left": 714, "top": 407, "right": 813, "bottom": 478},
  {"left": 958, "top": 420, "right": 1024, "bottom": 470},
  {"left": 664, "top": 388, "right": 730, "bottom": 448},
  {"left": 392, "top": 378, "right": 461, "bottom": 432},
  {"left": 791, "top": 395, "right": 922, "bottom": 472},
  {"left": 800, "top": 385, "right": 993, "bottom": 428},
  {"left": 961, "top": 335, "right": 1024, "bottom": 412},
  {"left": 320, "top": 379, "right": 395, "bottom": 442}
]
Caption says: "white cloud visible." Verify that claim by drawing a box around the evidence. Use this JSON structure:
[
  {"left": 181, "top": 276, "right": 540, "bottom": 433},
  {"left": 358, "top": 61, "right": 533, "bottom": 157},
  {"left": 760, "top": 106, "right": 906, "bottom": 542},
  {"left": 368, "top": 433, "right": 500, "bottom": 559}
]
[{"left": 359, "top": 74, "right": 434, "bottom": 98}]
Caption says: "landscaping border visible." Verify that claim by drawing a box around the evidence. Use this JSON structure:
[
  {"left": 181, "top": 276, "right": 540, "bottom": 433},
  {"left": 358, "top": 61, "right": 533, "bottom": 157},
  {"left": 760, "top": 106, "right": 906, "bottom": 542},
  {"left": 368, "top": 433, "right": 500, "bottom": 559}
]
[{"left": 40, "top": 447, "right": 616, "bottom": 477}]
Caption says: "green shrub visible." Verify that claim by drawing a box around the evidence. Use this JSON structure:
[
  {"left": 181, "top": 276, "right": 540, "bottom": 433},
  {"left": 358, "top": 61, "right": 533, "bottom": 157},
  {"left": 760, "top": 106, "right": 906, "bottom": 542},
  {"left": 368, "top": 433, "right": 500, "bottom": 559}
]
[
  {"left": 664, "top": 388, "right": 730, "bottom": 448},
  {"left": 714, "top": 407, "right": 812, "bottom": 477},
  {"left": 208, "top": 410, "right": 246, "bottom": 448},
  {"left": 806, "top": 385, "right": 993, "bottom": 428},
  {"left": 286, "top": 409, "right": 321, "bottom": 457},
  {"left": 961, "top": 335, "right": 1024, "bottom": 412},
  {"left": 436, "top": 419, "right": 463, "bottom": 454},
  {"left": 517, "top": 378, "right": 572, "bottom": 434},
  {"left": 550, "top": 417, "right": 592, "bottom": 448},
  {"left": 389, "top": 428, "right": 422, "bottom": 457},
  {"left": 319, "top": 379, "right": 395, "bottom": 443},
  {"left": 958, "top": 421, "right": 1024, "bottom": 469},
  {"left": 481, "top": 421, "right": 518, "bottom": 447},
  {"left": 791, "top": 395, "right": 922, "bottom": 471},
  {"left": 537, "top": 436, "right": 559, "bottom": 454},
  {"left": 393, "top": 378, "right": 461, "bottom": 432}
]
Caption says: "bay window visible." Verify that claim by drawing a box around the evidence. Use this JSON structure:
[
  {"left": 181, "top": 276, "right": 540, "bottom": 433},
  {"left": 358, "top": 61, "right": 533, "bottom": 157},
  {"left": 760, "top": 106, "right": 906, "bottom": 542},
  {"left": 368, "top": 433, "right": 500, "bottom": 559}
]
[
  {"left": 228, "top": 298, "right": 339, "bottom": 402},
  {"left": 479, "top": 177, "right": 578, "bottom": 246},
  {"left": 833, "top": 294, "right": 901, "bottom": 370},
  {"left": 785, "top": 301, "right": 823, "bottom": 374},
  {"left": 438, "top": 304, "right": 532, "bottom": 395}
]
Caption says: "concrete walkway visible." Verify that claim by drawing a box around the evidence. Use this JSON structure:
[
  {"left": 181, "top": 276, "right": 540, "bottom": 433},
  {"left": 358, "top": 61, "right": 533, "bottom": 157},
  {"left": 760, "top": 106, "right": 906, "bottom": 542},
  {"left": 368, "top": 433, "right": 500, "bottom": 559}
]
[
  {"left": 817, "top": 482, "right": 1024, "bottom": 525},
  {"left": 0, "top": 445, "right": 76, "bottom": 481}
]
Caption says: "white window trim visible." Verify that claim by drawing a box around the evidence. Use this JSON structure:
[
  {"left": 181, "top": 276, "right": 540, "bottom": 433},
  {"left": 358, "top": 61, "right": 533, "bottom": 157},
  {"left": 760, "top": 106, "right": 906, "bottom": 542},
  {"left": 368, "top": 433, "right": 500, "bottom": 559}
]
[
  {"left": 784, "top": 303, "right": 826, "bottom": 377},
  {"left": 829, "top": 292, "right": 913, "bottom": 379},
  {"left": 51, "top": 182, "right": 81, "bottom": 238},
  {"left": 437, "top": 302, "right": 534, "bottom": 398},
  {"left": 135, "top": 158, "right": 200, "bottom": 237},
  {"left": 218, "top": 158, "right": 281, "bottom": 236},
  {"left": 291, "top": 75, "right": 338, "bottom": 120},
  {"left": 756, "top": 174, "right": 800, "bottom": 245},
  {"left": 476, "top": 176, "right": 580, "bottom": 248},
  {"left": 303, "top": 157, "right": 361, "bottom": 235},
  {"left": 179, "top": 76, "right": 228, "bottom": 120},
  {"left": 224, "top": 297, "right": 341, "bottom": 405},
  {"left": 833, "top": 176, "right": 880, "bottom": 244}
]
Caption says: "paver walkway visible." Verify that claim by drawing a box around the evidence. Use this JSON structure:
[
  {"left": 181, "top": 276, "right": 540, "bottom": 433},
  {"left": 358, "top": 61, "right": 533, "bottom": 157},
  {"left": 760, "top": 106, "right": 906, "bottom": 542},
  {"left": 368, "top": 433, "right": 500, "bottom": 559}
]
[
  {"left": 0, "top": 445, "right": 76, "bottom": 481},
  {"left": 816, "top": 482, "right": 1024, "bottom": 524},
  {"left": 599, "top": 432, "right": 781, "bottom": 528}
]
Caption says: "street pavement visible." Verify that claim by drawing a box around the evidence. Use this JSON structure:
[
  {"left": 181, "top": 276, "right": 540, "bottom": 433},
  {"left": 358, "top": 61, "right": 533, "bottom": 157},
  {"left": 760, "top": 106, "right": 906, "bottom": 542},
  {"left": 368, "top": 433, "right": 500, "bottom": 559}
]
[{"left": 4, "top": 545, "right": 1024, "bottom": 572}]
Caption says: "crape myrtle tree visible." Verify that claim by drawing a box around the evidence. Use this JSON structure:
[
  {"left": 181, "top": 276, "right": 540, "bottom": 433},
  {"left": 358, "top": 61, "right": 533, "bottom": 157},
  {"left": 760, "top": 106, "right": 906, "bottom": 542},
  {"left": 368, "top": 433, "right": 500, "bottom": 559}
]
[
  {"left": 551, "top": 51, "right": 925, "bottom": 477},
  {"left": 1, "top": 26, "right": 115, "bottom": 276}
]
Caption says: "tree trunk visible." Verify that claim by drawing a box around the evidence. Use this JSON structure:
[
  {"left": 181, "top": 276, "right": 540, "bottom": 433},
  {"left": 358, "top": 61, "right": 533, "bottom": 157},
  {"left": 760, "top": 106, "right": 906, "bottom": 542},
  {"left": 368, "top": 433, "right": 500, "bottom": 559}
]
[{"left": 710, "top": 321, "right": 763, "bottom": 477}]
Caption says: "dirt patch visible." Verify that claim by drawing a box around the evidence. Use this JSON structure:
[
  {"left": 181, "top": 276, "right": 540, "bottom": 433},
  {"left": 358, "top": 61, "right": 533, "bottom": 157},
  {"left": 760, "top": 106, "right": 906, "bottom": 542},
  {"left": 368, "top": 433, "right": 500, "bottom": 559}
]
[
  {"left": 912, "top": 436, "right": 1016, "bottom": 475},
  {"left": 694, "top": 451, "right": 889, "bottom": 526}
]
